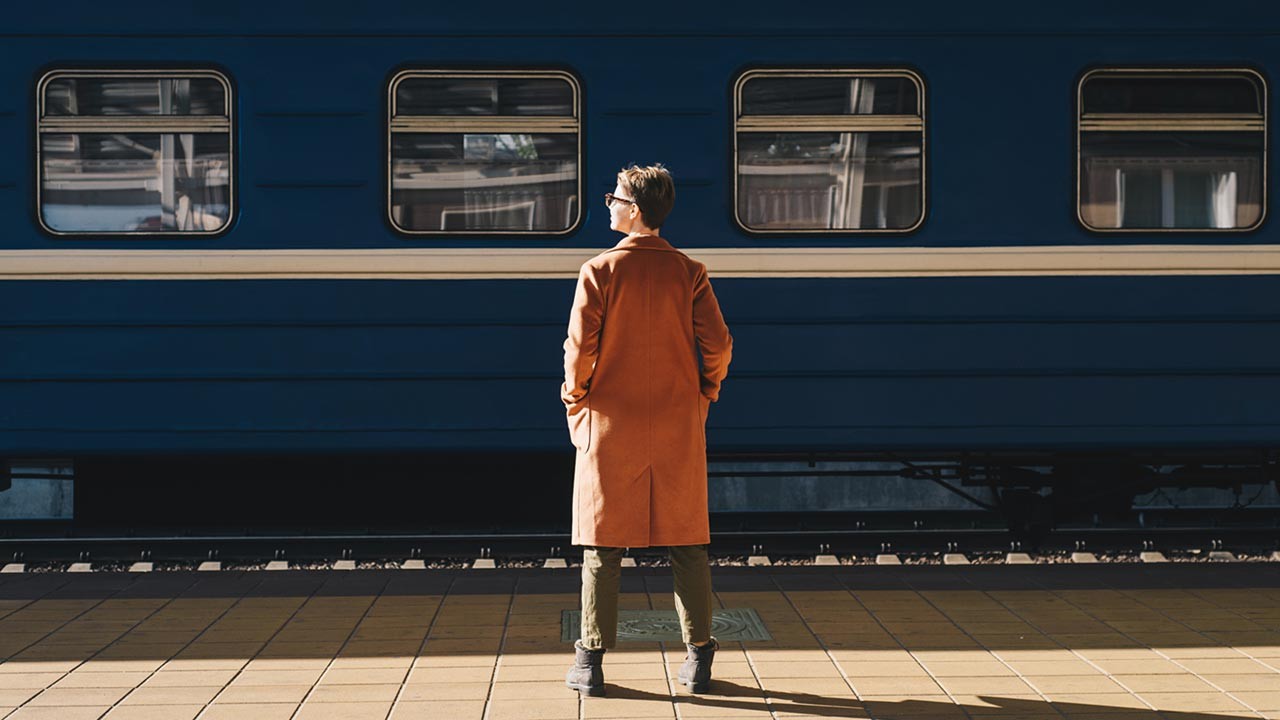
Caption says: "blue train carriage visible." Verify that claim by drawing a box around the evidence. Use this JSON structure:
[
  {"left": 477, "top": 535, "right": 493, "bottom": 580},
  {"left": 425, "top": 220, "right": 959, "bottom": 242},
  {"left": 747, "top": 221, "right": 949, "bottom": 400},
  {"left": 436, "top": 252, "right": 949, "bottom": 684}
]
[{"left": 0, "top": 1, "right": 1277, "bottom": 527}]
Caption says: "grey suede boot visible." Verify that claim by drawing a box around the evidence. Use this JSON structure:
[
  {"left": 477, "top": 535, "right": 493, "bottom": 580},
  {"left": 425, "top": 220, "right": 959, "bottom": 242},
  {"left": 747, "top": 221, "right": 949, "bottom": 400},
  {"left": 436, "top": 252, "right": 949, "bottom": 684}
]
[
  {"left": 676, "top": 637, "right": 718, "bottom": 693},
  {"left": 565, "top": 639, "right": 606, "bottom": 696}
]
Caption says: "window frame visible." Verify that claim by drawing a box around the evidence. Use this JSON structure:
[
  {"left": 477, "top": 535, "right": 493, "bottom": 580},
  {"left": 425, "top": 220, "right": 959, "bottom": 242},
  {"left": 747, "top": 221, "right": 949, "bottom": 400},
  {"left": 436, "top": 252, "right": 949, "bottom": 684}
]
[
  {"left": 34, "top": 67, "right": 236, "bottom": 238},
  {"left": 1076, "top": 67, "right": 1268, "bottom": 234},
  {"left": 732, "top": 67, "right": 927, "bottom": 236},
  {"left": 385, "top": 68, "right": 584, "bottom": 237}
]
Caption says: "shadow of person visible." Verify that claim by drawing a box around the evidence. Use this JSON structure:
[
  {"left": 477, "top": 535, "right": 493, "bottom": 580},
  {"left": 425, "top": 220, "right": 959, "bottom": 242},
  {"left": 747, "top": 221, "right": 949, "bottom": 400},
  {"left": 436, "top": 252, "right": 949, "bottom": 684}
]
[{"left": 592, "top": 681, "right": 1259, "bottom": 719}]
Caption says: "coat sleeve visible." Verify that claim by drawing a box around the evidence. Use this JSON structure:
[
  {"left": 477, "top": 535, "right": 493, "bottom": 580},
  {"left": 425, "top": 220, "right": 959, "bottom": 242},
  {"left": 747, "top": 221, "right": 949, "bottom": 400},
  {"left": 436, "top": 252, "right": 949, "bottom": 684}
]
[
  {"left": 562, "top": 262, "right": 605, "bottom": 405},
  {"left": 692, "top": 262, "right": 733, "bottom": 401}
]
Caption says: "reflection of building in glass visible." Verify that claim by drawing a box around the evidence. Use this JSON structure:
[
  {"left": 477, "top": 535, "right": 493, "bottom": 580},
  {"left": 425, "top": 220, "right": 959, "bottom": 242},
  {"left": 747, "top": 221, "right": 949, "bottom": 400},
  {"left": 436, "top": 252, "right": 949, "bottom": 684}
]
[
  {"left": 388, "top": 71, "right": 581, "bottom": 233},
  {"left": 735, "top": 71, "right": 925, "bottom": 232},
  {"left": 738, "top": 132, "right": 921, "bottom": 230},
  {"left": 37, "top": 73, "right": 233, "bottom": 234},
  {"left": 1082, "top": 153, "right": 1262, "bottom": 229},
  {"left": 1078, "top": 70, "right": 1266, "bottom": 231}
]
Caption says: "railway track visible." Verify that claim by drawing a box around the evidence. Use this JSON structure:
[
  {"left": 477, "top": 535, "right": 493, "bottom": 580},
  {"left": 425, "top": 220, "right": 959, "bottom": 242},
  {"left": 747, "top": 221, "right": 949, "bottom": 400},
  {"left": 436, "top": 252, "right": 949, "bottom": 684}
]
[{"left": 1, "top": 511, "right": 1276, "bottom": 568}]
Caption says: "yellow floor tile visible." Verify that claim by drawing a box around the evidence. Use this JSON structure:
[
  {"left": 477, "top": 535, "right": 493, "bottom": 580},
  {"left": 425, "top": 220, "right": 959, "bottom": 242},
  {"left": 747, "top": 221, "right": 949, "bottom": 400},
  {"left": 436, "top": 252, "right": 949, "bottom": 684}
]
[
  {"left": 1027, "top": 675, "right": 1127, "bottom": 694},
  {"left": 936, "top": 676, "right": 1036, "bottom": 695},
  {"left": 1049, "top": 692, "right": 1151, "bottom": 714},
  {"left": 255, "top": 641, "right": 343, "bottom": 659},
  {"left": 851, "top": 676, "right": 947, "bottom": 696},
  {"left": 25, "top": 686, "right": 132, "bottom": 706},
  {"left": 837, "top": 660, "right": 929, "bottom": 677},
  {"left": 1201, "top": 674, "right": 1280, "bottom": 692},
  {"left": 485, "top": 697, "right": 580, "bottom": 719},
  {"left": 410, "top": 653, "right": 498, "bottom": 668},
  {"left": 1111, "top": 674, "right": 1215, "bottom": 693},
  {"left": 909, "top": 650, "right": 995, "bottom": 663},
  {"left": 408, "top": 665, "right": 495, "bottom": 683},
  {"left": 828, "top": 649, "right": 917, "bottom": 663},
  {"left": 198, "top": 702, "right": 300, "bottom": 719},
  {"left": 1137, "top": 691, "right": 1251, "bottom": 712},
  {"left": 757, "top": 677, "right": 854, "bottom": 696},
  {"left": 242, "top": 657, "right": 331, "bottom": 672},
  {"left": 1233, "top": 691, "right": 1280, "bottom": 711},
  {"left": 0, "top": 661, "right": 82, "bottom": 675},
  {"left": 212, "top": 683, "right": 314, "bottom": 704},
  {"left": 396, "top": 681, "right": 491, "bottom": 701},
  {"left": 494, "top": 652, "right": 572, "bottom": 667},
  {"left": 231, "top": 669, "right": 325, "bottom": 686},
  {"left": 1073, "top": 648, "right": 1161, "bottom": 661},
  {"left": 672, "top": 696, "right": 774, "bottom": 718},
  {"left": 306, "top": 683, "right": 401, "bottom": 702},
  {"left": 491, "top": 680, "right": 583, "bottom": 700},
  {"left": 120, "top": 685, "right": 221, "bottom": 705},
  {"left": 327, "top": 655, "right": 414, "bottom": 670},
  {"left": 602, "top": 663, "right": 666, "bottom": 681},
  {"left": 1179, "top": 657, "right": 1277, "bottom": 674},
  {"left": 1090, "top": 658, "right": 1185, "bottom": 675},
  {"left": 158, "top": 657, "right": 249, "bottom": 672},
  {"left": 921, "top": 660, "right": 1017, "bottom": 677},
  {"left": 1162, "top": 646, "right": 1252, "bottom": 659},
  {"left": 387, "top": 700, "right": 486, "bottom": 719},
  {"left": 667, "top": 661, "right": 757, "bottom": 680},
  {"left": 102, "top": 704, "right": 203, "bottom": 720},
  {"left": 6, "top": 706, "right": 114, "bottom": 719},
  {"left": 0, "top": 689, "right": 41, "bottom": 706},
  {"left": 0, "top": 673, "right": 65, "bottom": 689},
  {"left": 139, "top": 669, "right": 237, "bottom": 687},
  {"left": 294, "top": 700, "right": 394, "bottom": 719},
  {"left": 947, "top": 695, "right": 1045, "bottom": 716},
  {"left": 861, "top": 697, "right": 967, "bottom": 718},
  {"left": 318, "top": 667, "right": 406, "bottom": 685},
  {"left": 1004, "top": 660, "right": 1101, "bottom": 676},
  {"left": 582, "top": 694, "right": 678, "bottom": 719},
  {"left": 74, "top": 659, "right": 167, "bottom": 673},
  {"left": 493, "top": 669, "right": 568, "bottom": 689}
]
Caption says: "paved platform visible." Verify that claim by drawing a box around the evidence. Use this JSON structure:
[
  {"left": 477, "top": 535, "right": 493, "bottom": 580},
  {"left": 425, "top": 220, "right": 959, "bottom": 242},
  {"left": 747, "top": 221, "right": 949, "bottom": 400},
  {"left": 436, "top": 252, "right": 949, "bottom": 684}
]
[{"left": 1, "top": 564, "right": 1278, "bottom": 719}]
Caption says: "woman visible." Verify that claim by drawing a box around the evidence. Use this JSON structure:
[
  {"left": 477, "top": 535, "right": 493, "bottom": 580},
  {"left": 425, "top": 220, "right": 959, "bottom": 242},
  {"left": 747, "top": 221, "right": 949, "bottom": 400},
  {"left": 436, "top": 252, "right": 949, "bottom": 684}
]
[{"left": 562, "top": 164, "right": 733, "bottom": 696}]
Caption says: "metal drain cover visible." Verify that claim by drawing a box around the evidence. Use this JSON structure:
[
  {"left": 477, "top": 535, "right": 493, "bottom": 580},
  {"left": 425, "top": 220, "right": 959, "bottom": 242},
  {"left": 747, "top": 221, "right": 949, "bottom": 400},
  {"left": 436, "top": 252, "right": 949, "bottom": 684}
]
[{"left": 561, "top": 608, "right": 771, "bottom": 643}]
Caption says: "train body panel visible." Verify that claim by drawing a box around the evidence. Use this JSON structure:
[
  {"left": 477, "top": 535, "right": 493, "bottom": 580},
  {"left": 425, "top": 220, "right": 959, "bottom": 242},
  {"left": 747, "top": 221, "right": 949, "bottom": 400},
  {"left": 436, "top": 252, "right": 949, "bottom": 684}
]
[
  {"left": 2, "top": 1, "right": 1279, "bottom": 466},
  {"left": 3, "top": 276, "right": 1280, "bottom": 454}
]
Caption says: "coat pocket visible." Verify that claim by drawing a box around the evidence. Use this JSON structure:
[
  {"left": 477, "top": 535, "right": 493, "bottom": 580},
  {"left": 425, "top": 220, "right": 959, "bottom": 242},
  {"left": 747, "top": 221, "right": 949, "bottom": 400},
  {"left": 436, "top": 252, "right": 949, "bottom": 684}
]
[{"left": 567, "top": 397, "right": 591, "bottom": 452}]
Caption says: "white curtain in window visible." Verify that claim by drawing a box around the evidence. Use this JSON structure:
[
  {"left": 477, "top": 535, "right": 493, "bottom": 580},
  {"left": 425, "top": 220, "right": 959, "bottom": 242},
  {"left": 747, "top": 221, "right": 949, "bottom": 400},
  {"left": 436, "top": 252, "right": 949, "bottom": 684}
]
[{"left": 1210, "top": 171, "right": 1238, "bottom": 229}]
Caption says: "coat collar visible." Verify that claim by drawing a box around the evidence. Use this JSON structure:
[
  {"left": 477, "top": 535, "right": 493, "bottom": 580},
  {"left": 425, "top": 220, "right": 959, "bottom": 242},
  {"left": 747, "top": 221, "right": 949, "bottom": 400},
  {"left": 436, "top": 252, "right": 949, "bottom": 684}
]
[{"left": 609, "top": 233, "right": 675, "bottom": 252}]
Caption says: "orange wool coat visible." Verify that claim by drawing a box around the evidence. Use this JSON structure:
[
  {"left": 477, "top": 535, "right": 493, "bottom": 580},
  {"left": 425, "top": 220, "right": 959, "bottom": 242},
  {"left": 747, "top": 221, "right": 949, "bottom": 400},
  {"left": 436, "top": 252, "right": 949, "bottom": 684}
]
[{"left": 562, "top": 233, "right": 733, "bottom": 548}]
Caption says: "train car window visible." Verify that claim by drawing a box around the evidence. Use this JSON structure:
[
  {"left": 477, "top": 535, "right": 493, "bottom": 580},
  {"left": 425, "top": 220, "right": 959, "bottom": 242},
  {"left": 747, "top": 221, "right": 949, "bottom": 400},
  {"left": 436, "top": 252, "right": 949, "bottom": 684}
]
[
  {"left": 388, "top": 70, "right": 582, "bottom": 235},
  {"left": 733, "top": 69, "right": 925, "bottom": 234},
  {"left": 1078, "top": 69, "right": 1266, "bottom": 232},
  {"left": 36, "top": 70, "right": 234, "bottom": 235}
]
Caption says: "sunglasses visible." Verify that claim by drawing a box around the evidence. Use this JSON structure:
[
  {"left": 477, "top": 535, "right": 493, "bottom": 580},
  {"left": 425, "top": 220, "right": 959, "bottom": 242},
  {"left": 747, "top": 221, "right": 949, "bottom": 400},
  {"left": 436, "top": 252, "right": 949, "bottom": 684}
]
[{"left": 604, "top": 192, "right": 637, "bottom": 209}]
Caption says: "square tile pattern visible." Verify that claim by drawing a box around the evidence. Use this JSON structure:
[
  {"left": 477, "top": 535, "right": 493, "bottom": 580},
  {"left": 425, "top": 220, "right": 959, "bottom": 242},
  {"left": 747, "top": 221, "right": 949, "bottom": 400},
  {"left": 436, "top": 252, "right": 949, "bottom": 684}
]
[
  {"left": 560, "top": 608, "right": 772, "bottom": 643},
  {"left": 0, "top": 565, "right": 1278, "bottom": 720}
]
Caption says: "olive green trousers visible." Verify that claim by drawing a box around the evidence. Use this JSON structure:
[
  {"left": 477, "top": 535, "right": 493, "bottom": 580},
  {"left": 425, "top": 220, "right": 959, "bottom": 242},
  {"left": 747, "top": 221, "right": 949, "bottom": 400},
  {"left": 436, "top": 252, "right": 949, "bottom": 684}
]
[{"left": 580, "top": 545, "right": 713, "bottom": 651}]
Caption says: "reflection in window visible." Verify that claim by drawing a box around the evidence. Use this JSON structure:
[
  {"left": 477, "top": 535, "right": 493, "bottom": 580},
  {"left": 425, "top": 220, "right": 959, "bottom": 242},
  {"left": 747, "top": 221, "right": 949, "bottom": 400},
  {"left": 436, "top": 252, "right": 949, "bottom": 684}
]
[
  {"left": 741, "top": 76, "right": 919, "bottom": 116},
  {"left": 1079, "top": 70, "right": 1266, "bottom": 231},
  {"left": 389, "top": 71, "right": 581, "bottom": 234},
  {"left": 395, "top": 77, "right": 574, "bottom": 116},
  {"left": 37, "top": 72, "right": 233, "bottom": 235},
  {"left": 735, "top": 71, "right": 924, "bottom": 232},
  {"left": 43, "top": 77, "right": 226, "bottom": 116},
  {"left": 738, "top": 133, "right": 921, "bottom": 229}
]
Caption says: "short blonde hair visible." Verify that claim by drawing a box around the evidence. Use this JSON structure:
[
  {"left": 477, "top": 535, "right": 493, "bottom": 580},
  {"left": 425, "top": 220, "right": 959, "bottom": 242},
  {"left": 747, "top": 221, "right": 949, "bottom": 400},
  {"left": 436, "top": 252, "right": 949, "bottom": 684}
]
[{"left": 617, "top": 164, "right": 675, "bottom": 229}]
